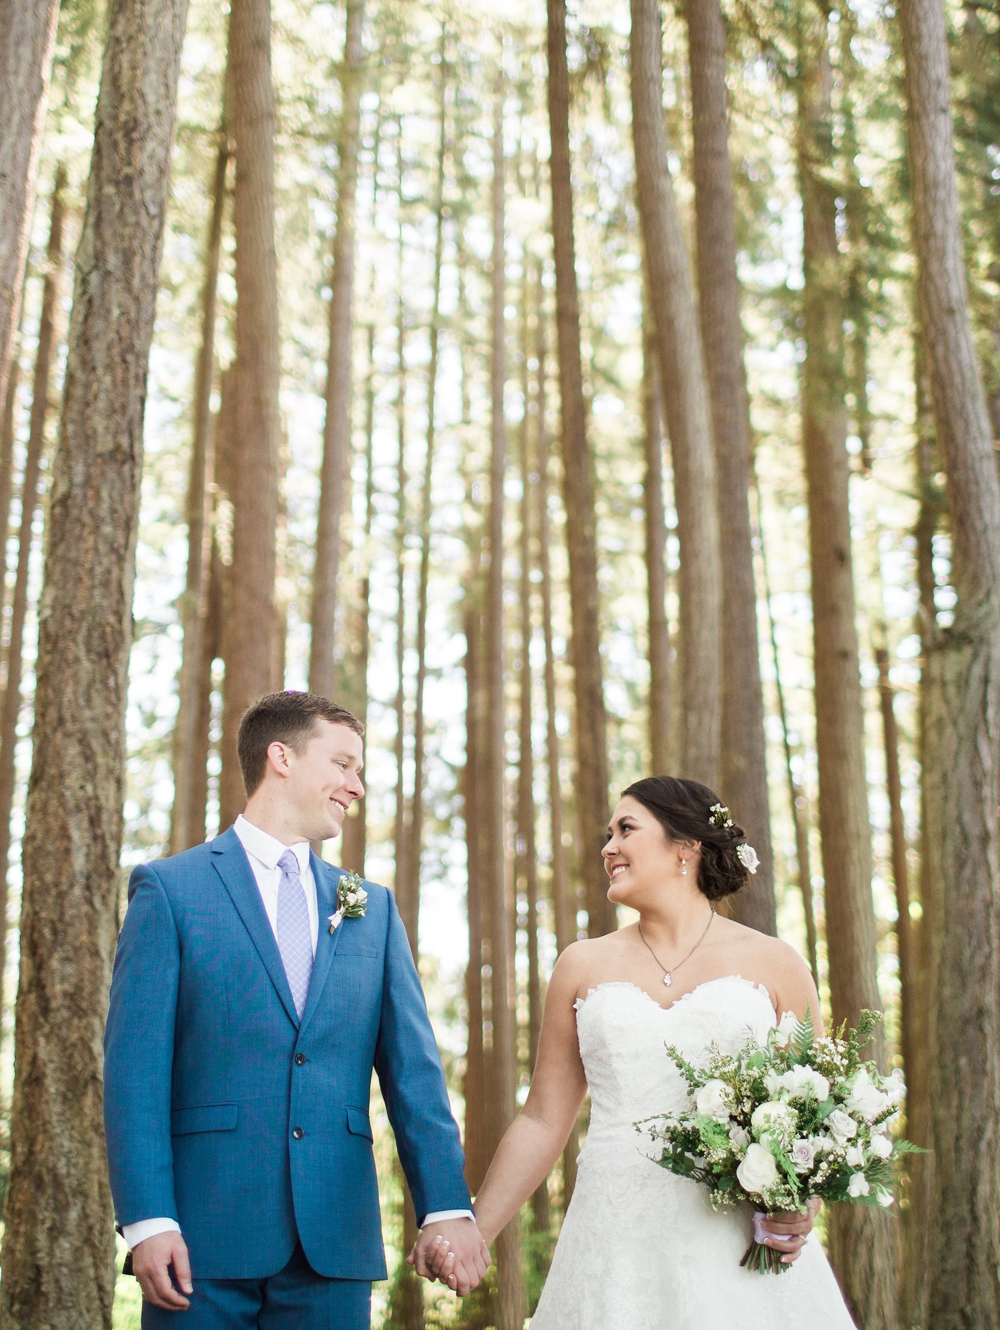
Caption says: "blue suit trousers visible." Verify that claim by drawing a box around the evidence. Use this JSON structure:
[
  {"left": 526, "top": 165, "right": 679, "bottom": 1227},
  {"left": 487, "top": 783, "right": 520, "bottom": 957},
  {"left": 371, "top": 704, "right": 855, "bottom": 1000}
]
[{"left": 139, "top": 1243, "right": 371, "bottom": 1330}]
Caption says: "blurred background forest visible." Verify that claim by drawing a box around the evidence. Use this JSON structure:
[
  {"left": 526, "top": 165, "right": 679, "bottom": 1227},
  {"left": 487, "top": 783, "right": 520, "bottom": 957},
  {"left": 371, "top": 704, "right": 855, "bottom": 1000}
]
[{"left": 0, "top": 0, "right": 998, "bottom": 1325}]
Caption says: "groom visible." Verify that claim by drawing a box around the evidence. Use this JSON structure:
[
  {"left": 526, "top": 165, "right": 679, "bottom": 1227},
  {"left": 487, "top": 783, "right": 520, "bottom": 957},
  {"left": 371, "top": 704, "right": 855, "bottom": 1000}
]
[{"left": 104, "top": 691, "right": 489, "bottom": 1327}]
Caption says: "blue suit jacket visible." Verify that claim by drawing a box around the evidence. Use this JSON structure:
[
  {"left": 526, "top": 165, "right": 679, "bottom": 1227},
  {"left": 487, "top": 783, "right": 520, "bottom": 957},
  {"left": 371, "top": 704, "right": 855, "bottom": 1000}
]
[{"left": 103, "top": 828, "right": 471, "bottom": 1280}]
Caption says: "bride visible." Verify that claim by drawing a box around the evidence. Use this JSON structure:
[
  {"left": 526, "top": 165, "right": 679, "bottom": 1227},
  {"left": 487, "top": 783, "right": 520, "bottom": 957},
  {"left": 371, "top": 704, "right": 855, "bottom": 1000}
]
[{"left": 431, "top": 775, "right": 857, "bottom": 1328}]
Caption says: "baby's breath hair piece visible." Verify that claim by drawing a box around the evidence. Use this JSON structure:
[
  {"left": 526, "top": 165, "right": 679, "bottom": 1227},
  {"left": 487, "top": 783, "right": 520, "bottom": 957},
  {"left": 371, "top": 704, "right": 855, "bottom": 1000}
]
[{"left": 708, "top": 802, "right": 734, "bottom": 830}]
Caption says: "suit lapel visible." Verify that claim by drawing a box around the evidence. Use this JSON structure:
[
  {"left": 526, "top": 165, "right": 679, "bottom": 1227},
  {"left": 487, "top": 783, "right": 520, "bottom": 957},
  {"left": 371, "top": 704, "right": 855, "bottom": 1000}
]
[
  {"left": 298, "top": 855, "right": 345, "bottom": 1036},
  {"left": 211, "top": 828, "right": 299, "bottom": 1029}
]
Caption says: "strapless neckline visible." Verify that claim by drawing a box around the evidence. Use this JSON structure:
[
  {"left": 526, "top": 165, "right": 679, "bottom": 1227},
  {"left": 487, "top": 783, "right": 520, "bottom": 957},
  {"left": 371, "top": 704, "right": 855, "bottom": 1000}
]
[{"left": 576, "top": 974, "right": 776, "bottom": 1018}]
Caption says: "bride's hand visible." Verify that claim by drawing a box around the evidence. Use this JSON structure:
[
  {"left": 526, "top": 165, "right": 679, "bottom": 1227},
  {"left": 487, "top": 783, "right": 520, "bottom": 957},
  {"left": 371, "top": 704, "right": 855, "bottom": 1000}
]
[{"left": 759, "top": 1197, "right": 821, "bottom": 1265}]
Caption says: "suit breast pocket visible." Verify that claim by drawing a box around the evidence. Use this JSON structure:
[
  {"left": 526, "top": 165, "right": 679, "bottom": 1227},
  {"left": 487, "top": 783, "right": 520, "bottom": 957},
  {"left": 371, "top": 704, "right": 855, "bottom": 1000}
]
[{"left": 171, "top": 1102, "right": 239, "bottom": 1136}]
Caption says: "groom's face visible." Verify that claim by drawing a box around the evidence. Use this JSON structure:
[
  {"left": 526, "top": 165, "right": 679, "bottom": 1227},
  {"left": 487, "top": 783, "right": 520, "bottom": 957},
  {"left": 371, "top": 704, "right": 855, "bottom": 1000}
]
[{"left": 285, "top": 720, "right": 365, "bottom": 842}]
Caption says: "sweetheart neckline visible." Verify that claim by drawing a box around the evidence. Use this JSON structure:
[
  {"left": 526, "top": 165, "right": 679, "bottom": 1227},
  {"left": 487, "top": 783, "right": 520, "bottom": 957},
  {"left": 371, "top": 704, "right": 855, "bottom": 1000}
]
[{"left": 575, "top": 975, "right": 776, "bottom": 1018}]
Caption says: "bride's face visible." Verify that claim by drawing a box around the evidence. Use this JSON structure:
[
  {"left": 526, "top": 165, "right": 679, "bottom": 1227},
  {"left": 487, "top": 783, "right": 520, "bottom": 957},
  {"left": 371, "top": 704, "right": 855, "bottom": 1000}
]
[{"left": 603, "top": 796, "right": 697, "bottom": 907}]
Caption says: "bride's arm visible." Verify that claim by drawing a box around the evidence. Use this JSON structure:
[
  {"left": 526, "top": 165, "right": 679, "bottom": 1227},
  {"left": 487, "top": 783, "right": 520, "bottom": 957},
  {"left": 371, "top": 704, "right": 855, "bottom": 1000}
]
[{"left": 471, "top": 945, "right": 590, "bottom": 1246}]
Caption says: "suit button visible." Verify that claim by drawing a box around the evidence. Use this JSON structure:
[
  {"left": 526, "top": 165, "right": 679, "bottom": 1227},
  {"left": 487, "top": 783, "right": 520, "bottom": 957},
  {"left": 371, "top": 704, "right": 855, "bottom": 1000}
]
[
  {"left": 295, "top": 1053, "right": 306, "bottom": 1066},
  {"left": 292, "top": 1127, "right": 304, "bottom": 1140}
]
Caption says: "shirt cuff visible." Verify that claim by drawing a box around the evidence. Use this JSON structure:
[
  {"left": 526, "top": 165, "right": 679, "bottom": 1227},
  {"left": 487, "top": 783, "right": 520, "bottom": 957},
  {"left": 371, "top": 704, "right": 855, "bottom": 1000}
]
[
  {"left": 122, "top": 1218, "right": 181, "bottom": 1248},
  {"left": 421, "top": 1209, "right": 476, "bottom": 1228}
]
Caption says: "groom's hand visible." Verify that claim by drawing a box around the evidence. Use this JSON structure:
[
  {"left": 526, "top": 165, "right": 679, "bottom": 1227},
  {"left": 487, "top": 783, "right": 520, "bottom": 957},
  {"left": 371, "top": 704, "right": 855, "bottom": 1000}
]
[
  {"left": 132, "top": 1231, "right": 194, "bottom": 1310},
  {"left": 408, "top": 1218, "right": 490, "bottom": 1296}
]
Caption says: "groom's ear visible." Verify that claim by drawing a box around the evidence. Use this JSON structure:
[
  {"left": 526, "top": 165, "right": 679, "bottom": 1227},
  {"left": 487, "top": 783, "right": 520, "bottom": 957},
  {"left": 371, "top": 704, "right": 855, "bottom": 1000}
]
[{"left": 264, "top": 740, "right": 295, "bottom": 779}]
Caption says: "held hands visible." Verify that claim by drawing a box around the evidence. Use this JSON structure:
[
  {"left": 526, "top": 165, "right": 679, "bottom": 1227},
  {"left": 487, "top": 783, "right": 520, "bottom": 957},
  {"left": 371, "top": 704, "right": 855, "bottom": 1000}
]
[
  {"left": 131, "top": 1230, "right": 194, "bottom": 1310},
  {"left": 758, "top": 1196, "right": 822, "bottom": 1265},
  {"left": 408, "top": 1217, "right": 491, "bottom": 1296}
]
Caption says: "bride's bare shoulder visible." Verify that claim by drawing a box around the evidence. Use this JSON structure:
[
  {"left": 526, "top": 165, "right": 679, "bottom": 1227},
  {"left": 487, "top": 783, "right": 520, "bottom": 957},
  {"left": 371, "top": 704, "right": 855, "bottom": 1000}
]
[{"left": 717, "top": 917, "right": 819, "bottom": 1017}]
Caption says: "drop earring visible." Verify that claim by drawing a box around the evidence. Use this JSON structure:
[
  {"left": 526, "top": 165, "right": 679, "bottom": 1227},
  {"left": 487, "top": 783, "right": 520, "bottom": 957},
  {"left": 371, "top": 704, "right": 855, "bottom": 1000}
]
[{"left": 680, "top": 857, "right": 688, "bottom": 876}]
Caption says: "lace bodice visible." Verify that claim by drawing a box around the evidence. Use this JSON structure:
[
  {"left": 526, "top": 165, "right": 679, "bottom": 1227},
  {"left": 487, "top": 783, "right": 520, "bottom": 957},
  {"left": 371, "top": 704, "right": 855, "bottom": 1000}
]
[{"left": 528, "top": 976, "right": 857, "bottom": 1330}]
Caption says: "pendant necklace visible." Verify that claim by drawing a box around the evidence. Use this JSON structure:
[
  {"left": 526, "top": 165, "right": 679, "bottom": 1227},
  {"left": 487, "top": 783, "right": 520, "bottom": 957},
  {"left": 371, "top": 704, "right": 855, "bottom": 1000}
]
[{"left": 638, "top": 909, "right": 716, "bottom": 988}]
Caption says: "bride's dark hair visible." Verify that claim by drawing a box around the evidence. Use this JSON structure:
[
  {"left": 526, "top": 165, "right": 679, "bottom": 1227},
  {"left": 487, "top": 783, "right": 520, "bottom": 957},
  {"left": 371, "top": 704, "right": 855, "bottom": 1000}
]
[{"left": 620, "top": 776, "right": 751, "bottom": 901}]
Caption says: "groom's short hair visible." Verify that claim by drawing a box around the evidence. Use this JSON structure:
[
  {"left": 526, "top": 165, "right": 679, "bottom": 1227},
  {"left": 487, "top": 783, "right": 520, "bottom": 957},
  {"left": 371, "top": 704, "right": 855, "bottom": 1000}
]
[{"left": 238, "top": 691, "right": 364, "bottom": 796}]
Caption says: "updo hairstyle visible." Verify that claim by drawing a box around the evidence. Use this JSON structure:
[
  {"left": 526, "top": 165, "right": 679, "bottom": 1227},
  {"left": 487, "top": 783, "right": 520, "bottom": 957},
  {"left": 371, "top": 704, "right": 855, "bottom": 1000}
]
[{"left": 620, "top": 775, "right": 751, "bottom": 901}]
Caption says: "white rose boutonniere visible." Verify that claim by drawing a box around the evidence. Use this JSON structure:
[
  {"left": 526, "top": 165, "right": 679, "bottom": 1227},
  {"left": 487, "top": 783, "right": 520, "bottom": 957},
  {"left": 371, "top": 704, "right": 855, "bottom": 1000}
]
[{"left": 328, "top": 871, "right": 369, "bottom": 934}]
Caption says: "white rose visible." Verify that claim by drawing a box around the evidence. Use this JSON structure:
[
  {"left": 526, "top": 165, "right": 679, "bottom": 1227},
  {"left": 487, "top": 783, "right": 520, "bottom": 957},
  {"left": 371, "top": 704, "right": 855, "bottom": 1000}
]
[
  {"left": 845, "top": 1069, "right": 889, "bottom": 1121},
  {"left": 774, "top": 1011, "right": 799, "bottom": 1046},
  {"left": 790, "top": 1138, "right": 816, "bottom": 1174},
  {"left": 884, "top": 1068, "right": 906, "bottom": 1106},
  {"left": 845, "top": 1144, "right": 864, "bottom": 1167},
  {"left": 847, "top": 1172, "right": 870, "bottom": 1198},
  {"left": 729, "top": 1124, "right": 750, "bottom": 1151},
  {"left": 810, "top": 1134, "right": 834, "bottom": 1155},
  {"left": 695, "top": 1079, "right": 732, "bottom": 1124},
  {"left": 827, "top": 1109, "right": 858, "bottom": 1145},
  {"left": 750, "top": 1100, "right": 796, "bottom": 1141},
  {"left": 869, "top": 1133, "right": 893, "bottom": 1160},
  {"left": 736, "top": 1143, "right": 780, "bottom": 1195},
  {"left": 777, "top": 1066, "right": 830, "bottom": 1103},
  {"left": 737, "top": 843, "right": 760, "bottom": 874}
]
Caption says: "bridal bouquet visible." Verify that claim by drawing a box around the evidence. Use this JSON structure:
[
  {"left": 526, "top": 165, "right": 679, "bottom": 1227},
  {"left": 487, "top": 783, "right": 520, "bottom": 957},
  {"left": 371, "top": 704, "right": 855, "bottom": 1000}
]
[{"left": 638, "top": 1010, "right": 916, "bottom": 1273}]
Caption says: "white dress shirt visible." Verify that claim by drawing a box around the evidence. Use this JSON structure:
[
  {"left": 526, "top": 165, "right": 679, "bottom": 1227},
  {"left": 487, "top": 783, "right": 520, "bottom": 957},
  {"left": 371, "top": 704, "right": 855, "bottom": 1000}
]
[{"left": 123, "top": 817, "right": 471, "bottom": 1248}]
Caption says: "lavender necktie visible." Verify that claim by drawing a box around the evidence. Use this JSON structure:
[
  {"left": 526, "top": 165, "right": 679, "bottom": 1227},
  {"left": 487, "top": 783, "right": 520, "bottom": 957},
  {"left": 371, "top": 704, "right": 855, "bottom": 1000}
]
[{"left": 277, "top": 850, "right": 313, "bottom": 1018}]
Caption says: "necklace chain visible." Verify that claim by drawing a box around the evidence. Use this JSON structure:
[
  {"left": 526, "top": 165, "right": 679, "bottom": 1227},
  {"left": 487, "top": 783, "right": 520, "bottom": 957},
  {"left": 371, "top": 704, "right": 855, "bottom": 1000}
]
[{"left": 637, "top": 909, "right": 716, "bottom": 988}]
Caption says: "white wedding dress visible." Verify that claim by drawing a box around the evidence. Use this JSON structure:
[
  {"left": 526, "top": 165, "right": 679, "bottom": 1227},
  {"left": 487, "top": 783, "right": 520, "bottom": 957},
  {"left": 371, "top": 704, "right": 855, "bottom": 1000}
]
[{"left": 529, "top": 977, "right": 857, "bottom": 1330}]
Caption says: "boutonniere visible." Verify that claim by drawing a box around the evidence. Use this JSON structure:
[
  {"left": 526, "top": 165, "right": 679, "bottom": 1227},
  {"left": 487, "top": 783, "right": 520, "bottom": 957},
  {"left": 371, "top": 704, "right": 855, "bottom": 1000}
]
[{"left": 328, "top": 871, "right": 369, "bottom": 934}]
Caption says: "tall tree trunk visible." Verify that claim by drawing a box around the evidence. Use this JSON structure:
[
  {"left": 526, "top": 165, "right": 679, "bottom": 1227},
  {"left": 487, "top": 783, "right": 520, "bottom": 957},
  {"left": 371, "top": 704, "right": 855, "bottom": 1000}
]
[
  {"left": 546, "top": 0, "right": 614, "bottom": 937},
  {"left": 795, "top": 7, "right": 896, "bottom": 1321},
  {"left": 0, "top": 0, "right": 60, "bottom": 412},
  {"left": 630, "top": 0, "right": 722, "bottom": 790},
  {"left": 686, "top": 0, "right": 774, "bottom": 930},
  {"left": 170, "top": 129, "right": 229, "bottom": 853},
  {"left": 0, "top": 2, "right": 189, "bottom": 1324},
  {"left": 405, "top": 39, "right": 447, "bottom": 911},
  {"left": 901, "top": 0, "right": 1000, "bottom": 1321},
  {"left": 339, "top": 321, "right": 377, "bottom": 876},
  {"left": 874, "top": 641, "right": 914, "bottom": 1079},
  {"left": 218, "top": 0, "right": 282, "bottom": 828},
  {"left": 484, "top": 76, "right": 525, "bottom": 1330},
  {"left": 309, "top": 0, "right": 365, "bottom": 699},
  {"left": 517, "top": 293, "right": 549, "bottom": 1235},
  {"left": 0, "top": 347, "right": 23, "bottom": 572},
  {"left": 641, "top": 297, "right": 670, "bottom": 775},
  {"left": 756, "top": 472, "right": 819, "bottom": 984},
  {"left": 0, "top": 167, "right": 66, "bottom": 934},
  {"left": 533, "top": 265, "right": 579, "bottom": 1208},
  {"left": 463, "top": 595, "right": 488, "bottom": 1195}
]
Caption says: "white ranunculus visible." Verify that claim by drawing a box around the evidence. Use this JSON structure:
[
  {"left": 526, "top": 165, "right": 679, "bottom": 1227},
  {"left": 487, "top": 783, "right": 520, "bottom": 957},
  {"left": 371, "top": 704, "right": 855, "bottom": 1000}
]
[
  {"left": 790, "top": 1138, "right": 816, "bottom": 1174},
  {"left": 774, "top": 1011, "right": 799, "bottom": 1047},
  {"left": 695, "top": 1079, "right": 732, "bottom": 1123},
  {"left": 750, "top": 1100, "right": 796, "bottom": 1141},
  {"left": 847, "top": 1172, "right": 870, "bottom": 1198},
  {"left": 776, "top": 1065, "right": 831, "bottom": 1103},
  {"left": 869, "top": 1132, "right": 893, "bottom": 1160},
  {"left": 845, "top": 1144, "right": 865, "bottom": 1168},
  {"left": 729, "top": 1124, "right": 751, "bottom": 1151},
  {"left": 827, "top": 1109, "right": 858, "bottom": 1145},
  {"left": 845, "top": 1069, "right": 889, "bottom": 1121},
  {"left": 736, "top": 1143, "right": 780, "bottom": 1195}
]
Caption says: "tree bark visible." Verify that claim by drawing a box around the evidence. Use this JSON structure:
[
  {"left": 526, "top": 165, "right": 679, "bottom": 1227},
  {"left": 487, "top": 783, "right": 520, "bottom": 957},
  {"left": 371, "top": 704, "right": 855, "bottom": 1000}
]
[
  {"left": 170, "top": 129, "right": 229, "bottom": 853},
  {"left": 218, "top": 0, "right": 282, "bottom": 828},
  {"left": 0, "top": 2, "right": 189, "bottom": 1324},
  {"left": 0, "top": 348, "right": 23, "bottom": 578},
  {"left": 484, "top": 77, "right": 524, "bottom": 1330},
  {"left": 0, "top": 167, "right": 66, "bottom": 935},
  {"left": 462, "top": 596, "right": 488, "bottom": 1196},
  {"left": 0, "top": 0, "right": 60, "bottom": 413},
  {"left": 309, "top": 0, "right": 366, "bottom": 699},
  {"left": 641, "top": 297, "right": 670, "bottom": 776},
  {"left": 900, "top": 0, "right": 1000, "bottom": 1321},
  {"left": 546, "top": 0, "right": 614, "bottom": 938},
  {"left": 630, "top": 0, "right": 722, "bottom": 790},
  {"left": 686, "top": 0, "right": 775, "bottom": 931},
  {"left": 794, "top": 7, "right": 897, "bottom": 1321}
]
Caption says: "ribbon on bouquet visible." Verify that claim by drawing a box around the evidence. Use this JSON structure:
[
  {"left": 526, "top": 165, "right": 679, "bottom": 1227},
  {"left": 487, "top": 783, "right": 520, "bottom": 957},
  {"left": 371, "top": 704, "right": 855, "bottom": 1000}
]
[{"left": 753, "top": 1212, "right": 798, "bottom": 1246}]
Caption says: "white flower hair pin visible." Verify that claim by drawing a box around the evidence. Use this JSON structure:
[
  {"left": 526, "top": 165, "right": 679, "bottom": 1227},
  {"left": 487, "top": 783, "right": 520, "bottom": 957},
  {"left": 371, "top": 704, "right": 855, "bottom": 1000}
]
[
  {"left": 328, "top": 871, "right": 369, "bottom": 934},
  {"left": 737, "top": 844, "right": 759, "bottom": 874}
]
